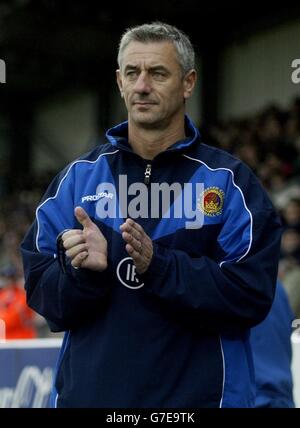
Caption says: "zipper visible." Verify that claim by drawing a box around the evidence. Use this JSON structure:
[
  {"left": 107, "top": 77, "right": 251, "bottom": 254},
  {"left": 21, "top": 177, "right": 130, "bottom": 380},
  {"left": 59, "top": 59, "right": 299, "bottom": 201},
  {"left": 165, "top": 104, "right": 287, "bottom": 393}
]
[{"left": 144, "top": 163, "right": 152, "bottom": 185}]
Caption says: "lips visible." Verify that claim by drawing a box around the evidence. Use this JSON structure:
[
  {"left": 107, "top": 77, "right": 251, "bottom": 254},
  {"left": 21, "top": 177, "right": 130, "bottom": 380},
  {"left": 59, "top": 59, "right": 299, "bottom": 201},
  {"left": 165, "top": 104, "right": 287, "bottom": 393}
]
[
  {"left": 134, "top": 102, "right": 156, "bottom": 105},
  {"left": 132, "top": 99, "right": 157, "bottom": 105}
]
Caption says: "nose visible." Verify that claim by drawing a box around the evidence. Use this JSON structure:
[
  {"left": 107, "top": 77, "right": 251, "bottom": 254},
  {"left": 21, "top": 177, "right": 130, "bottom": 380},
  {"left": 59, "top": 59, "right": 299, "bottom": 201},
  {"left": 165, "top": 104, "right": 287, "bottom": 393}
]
[{"left": 133, "top": 71, "right": 151, "bottom": 94}]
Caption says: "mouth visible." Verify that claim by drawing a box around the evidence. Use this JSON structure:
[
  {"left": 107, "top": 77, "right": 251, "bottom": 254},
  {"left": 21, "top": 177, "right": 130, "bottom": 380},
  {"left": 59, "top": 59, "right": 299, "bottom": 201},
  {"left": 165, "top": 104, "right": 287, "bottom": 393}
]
[
  {"left": 133, "top": 102, "right": 157, "bottom": 109},
  {"left": 134, "top": 102, "right": 156, "bottom": 105}
]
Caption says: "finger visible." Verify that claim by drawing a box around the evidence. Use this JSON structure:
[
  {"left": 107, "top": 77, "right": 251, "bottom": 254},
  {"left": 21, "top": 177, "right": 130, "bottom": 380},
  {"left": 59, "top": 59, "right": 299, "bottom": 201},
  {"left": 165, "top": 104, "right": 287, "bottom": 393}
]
[
  {"left": 121, "top": 224, "right": 141, "bottom": 241},
  {"left": 120, "top": 218, "right": 142, "bottom": 233},
  {"left": 125, "top": 218, "right": 135, "bottom": 227},
  {"left": 71, "top": 251, "right": 89, "bottom": 268},
  {"left": 62, "top": 229, "right": 83, "bottom": 241},
  {"left": 120, "top": 221, "right": 133, "bottom": 233},
  {"left": 63, "top": 234, "right": 86, "bottom": 250},
  {"left": 127, "top": 219, "right": 144, "bottom": 235},
  {"left": 125, "top": 244, "right": 143, "bottom": 261},
  {"left": 75, "top": 206, "right": 93, "bottom": 229},
  {"left": 65, "top": 243, "right": 88, "bottom": 259},
  {"left": 122, "top": 231, "right": 142, "bottom": 253}
]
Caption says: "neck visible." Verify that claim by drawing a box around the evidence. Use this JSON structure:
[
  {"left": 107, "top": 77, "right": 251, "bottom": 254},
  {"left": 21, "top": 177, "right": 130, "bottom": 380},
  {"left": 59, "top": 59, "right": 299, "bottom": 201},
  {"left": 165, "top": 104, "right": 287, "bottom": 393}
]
[{"left": 128, "top": 116, "right": 186, "bottom": 160}]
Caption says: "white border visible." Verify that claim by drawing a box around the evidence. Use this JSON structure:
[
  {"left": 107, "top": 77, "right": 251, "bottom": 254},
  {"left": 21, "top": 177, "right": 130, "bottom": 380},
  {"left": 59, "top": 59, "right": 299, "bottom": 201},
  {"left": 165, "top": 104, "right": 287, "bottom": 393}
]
[{"left": 0, "top": 338, "right": 63, "bottom": 349}]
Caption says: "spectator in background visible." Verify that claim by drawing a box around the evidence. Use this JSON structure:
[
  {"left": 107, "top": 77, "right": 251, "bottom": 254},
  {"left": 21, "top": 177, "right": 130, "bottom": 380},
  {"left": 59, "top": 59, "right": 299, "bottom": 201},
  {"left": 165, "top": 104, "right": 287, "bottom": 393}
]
[
  {"left": 280, "top": 227, "right": 300, "bottom": 264},
  {"left": 281, "top": 198, "right": 300, "bottom": 229},
  {"left": 0, "top": 265, "right": 37, "bottom": 339},
  {"left": 251, "top": 280, "right": 295, "bottom": 408},
  {"left": 279, "top": 226, "right": 300, "bottom": 319},
  {"left": 278, "top": 198, "right": 300, "bottom": 318},
  {"left": 282, "top": 266, "right": 300, "bottom": 319}
]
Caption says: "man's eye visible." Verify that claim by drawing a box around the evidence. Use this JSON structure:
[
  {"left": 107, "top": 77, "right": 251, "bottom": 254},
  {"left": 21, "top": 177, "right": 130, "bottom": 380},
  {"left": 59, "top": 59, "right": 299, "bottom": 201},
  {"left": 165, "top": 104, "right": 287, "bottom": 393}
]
[
  {"left": 126, "top": 71, "right": 137, "bottom": 78},
  {"left": 153, "top": 71, "right": 166, "bottom": 79}
]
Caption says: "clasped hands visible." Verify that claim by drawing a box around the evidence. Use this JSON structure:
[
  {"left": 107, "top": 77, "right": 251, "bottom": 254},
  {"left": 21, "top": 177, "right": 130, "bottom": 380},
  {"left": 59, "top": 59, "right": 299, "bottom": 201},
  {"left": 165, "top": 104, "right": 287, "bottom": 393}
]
[{"left": 61, "top": 206, "right": 153, "bottom": 274}]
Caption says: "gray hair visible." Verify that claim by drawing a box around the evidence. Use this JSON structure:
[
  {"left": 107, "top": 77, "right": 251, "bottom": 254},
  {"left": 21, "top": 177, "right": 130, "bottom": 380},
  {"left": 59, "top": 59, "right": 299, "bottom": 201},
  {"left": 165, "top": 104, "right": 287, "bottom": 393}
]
[{"left": 117, "top": 22, "right": 195, "bottom": 76}]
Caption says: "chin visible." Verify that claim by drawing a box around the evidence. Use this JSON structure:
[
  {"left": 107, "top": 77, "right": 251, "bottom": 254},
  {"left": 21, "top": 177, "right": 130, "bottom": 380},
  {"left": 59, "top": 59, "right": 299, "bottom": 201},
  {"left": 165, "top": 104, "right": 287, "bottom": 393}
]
[{"left": 132, "top": 112, "right": 159, "bottom": 126}]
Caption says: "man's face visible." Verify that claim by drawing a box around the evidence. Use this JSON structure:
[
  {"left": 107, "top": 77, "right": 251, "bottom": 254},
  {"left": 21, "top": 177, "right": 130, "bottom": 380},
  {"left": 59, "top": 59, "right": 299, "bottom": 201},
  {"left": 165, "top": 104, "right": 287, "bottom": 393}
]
[{"left": 116, "top": 41, "right": 195, "bottom": 128}]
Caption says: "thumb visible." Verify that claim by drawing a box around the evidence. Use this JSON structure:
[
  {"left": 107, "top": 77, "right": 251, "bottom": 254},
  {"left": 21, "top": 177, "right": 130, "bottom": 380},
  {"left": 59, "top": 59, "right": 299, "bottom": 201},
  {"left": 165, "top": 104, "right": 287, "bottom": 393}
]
[{"left": 75, "top": 206, "right": 93, "bottom": 229}]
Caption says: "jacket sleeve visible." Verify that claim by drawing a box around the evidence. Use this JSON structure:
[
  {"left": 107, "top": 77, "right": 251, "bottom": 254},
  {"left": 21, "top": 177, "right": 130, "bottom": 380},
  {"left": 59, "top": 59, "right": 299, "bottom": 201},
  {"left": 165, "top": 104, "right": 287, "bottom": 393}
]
[
  {"left": 139, "top": 165, "right": 282, "bottom": 334},
  {"left": 20, "top": 166, "right": 112, "bottom": 332}
]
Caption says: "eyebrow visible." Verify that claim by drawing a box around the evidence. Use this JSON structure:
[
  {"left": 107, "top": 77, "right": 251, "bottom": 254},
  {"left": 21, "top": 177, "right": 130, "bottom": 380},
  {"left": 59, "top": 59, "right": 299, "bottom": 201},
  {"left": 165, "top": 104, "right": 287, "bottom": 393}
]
[{"left": 124, "top": 64, "right": 170, "bottom": 73}]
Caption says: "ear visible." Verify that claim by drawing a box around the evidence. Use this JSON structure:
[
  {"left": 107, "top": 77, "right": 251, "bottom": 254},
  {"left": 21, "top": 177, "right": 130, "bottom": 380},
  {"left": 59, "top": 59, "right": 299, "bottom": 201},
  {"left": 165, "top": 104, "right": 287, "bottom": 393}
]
[
  {"left": 183, "top": 69, "right": 197, "bottom": 100},
  {"left": 116, "top": 69, "right": 124, "bottom": 98}
]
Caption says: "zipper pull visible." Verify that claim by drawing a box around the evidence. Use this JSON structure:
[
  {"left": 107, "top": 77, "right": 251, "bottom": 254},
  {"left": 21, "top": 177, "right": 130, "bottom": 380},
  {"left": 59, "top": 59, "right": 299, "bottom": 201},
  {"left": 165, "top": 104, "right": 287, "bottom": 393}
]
[{"left": 144, "top": 163, "right": 152, "bottom": 185}]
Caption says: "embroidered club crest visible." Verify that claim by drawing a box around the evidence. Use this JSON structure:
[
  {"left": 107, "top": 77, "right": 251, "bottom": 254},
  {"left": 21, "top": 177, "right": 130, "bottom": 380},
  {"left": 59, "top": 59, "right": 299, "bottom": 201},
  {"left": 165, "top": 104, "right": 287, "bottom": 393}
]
[{"left": 198, "top": 187, "right": 225, "bottom": 217}]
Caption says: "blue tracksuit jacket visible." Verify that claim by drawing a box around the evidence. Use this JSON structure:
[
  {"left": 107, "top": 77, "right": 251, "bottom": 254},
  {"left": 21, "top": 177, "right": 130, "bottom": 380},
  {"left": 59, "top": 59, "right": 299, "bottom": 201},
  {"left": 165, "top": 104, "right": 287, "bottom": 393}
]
[{"left": 21, "top": 116, "right": 282, "bottom": 408}]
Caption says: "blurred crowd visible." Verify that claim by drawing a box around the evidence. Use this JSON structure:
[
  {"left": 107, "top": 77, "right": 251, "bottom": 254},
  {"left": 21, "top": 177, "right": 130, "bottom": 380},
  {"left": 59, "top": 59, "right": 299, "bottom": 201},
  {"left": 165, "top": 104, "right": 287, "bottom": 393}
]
[
  {"left": 205, "top": 97, "right": 300, "bottom": 318},
  {"left": 0, "top": 98, "right": 300, "bottom": 338},
  {"left": 0, "top": 171, "right": 57, "bottom": 338}
]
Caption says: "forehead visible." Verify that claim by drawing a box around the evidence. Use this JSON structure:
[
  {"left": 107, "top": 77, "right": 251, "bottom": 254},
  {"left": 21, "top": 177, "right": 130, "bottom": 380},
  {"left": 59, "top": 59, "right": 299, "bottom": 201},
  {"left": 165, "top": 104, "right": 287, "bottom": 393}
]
[{"left": 121, "top": 40, "right": 180, "bottom": 68}]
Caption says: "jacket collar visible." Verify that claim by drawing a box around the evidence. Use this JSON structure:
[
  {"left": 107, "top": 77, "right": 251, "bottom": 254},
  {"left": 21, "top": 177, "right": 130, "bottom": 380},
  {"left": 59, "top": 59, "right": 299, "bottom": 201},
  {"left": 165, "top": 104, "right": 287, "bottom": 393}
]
[{"left": 105, "top": 115, "right": 201, "bottom": 155}]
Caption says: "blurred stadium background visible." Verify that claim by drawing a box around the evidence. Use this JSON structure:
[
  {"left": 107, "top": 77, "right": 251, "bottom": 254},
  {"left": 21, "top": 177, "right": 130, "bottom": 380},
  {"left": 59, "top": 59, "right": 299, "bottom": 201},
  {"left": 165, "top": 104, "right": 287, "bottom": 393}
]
[{"left": 0, "top": 0, "right": 299, "bottom": 408}]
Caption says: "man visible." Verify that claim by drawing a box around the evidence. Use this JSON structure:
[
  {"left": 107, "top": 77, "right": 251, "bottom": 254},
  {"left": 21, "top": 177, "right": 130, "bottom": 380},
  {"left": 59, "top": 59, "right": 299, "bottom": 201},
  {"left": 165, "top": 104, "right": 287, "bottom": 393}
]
[{"left": 21, "top": 22, "right": 282, "bottom": 408}]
